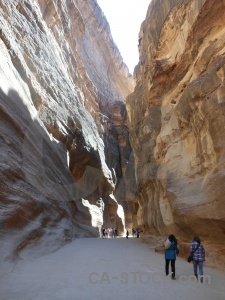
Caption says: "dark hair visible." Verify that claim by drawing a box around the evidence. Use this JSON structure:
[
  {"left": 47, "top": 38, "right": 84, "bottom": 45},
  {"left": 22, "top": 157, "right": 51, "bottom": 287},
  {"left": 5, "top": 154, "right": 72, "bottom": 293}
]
[
  {"left": 169, "top": 234, "right": 178, "bottom": 245},
  {"left": 193, "top": 236, "right": 201, "bottom": 243}
]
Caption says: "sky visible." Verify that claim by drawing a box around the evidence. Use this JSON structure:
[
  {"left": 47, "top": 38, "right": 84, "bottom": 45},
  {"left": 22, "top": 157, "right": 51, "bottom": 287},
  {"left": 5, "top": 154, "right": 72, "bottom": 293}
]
[{"left": 97, "top": 0, "right": 151, "bottom": 73}]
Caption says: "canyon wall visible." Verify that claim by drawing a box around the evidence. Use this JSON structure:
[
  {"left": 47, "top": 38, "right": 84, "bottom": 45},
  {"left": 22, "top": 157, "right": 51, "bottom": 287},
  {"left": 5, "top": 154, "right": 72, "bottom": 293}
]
[
  {"left": 127, "top": 0, "right": 225, "bottom": 253},
  {"left": 0, "top": 0, "right": 135, "bottom": 262}
]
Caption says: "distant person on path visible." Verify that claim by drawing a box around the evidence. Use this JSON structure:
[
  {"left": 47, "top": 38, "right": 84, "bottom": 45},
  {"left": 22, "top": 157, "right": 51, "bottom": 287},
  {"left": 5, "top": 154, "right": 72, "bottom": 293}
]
[
  {"left": 108, "top": 228, "right": 113, "bottom": 237},
  {"left": 102, "top": 228, "right": 106, "bottom": 239},
  {"left": 136, "top": 229, "right": 143, "bottom": 238},
  {"left": 137, "top": 230, "right": 140, "bottom": 238},
  {"left": 165, "top": 234, "right": 179, "bottom": 280},
  {"left": 190, "top": 236, "right": 205, "bottom": 283},
  {"left": 126, "top": 229, "right": 129, "bottom": 239}
]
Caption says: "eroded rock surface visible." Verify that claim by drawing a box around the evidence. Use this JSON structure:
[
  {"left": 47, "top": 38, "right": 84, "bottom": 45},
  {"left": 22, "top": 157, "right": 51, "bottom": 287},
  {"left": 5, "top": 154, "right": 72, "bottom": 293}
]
[
  {"left": 127, "top": 0, "right": 225, "bottom": 260},
  {"left": 0, "top": 0, "right": 134, "bottom": 261}
]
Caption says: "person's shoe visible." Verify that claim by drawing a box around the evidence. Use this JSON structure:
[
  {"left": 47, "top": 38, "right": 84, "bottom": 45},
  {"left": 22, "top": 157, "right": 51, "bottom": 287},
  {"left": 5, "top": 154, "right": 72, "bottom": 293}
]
[{"left": 172, "top": 277, "right": 176, "bottom": 280}]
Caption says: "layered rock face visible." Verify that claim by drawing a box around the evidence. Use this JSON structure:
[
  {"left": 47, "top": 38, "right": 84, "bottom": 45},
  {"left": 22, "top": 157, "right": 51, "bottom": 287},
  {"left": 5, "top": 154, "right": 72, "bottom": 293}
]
[
  {"left": 0, "top": 0, "right": 134, "bottom": 261},
  {"left": 127, "top": 0, "right": 225, "bottom": 254}
]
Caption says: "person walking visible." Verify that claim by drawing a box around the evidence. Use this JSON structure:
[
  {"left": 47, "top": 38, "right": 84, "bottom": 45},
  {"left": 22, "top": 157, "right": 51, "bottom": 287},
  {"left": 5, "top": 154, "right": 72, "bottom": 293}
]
[
  {"left": 165, "top": 234, "right": 179, "bottom": 280},
  {"left": 105, "top": 228, "right": 109, "bottom": 238},
  {"left": 190, "top": 236, "right": 205, "bottom": 283},
  {"left": 102, "top": 228, "right": 106, "bottom": 239},
  {"left": 126, "top": 229, "right": 129, "bottom": 239},
  {"left": 137, "top": 229, "right": 140, "bottom": 238}
]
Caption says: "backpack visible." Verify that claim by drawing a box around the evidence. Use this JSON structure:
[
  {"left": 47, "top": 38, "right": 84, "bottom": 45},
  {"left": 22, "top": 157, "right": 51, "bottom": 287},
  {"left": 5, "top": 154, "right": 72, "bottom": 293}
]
[{"left": 164, "top": 238, "right": 171, "bottom": 249}]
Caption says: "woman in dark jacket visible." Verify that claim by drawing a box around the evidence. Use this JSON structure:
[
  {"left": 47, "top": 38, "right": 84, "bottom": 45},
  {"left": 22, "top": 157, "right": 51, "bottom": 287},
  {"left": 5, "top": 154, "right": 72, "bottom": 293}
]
[{"left": 165, "top": 234, "right": 179, "bottom": 280}]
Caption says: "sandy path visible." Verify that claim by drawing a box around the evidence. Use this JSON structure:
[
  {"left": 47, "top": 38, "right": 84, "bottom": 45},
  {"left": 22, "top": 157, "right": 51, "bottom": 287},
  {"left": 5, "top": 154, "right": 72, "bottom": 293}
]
[{"left": 0, "top": 237, "right": 225, "bottom": 300}]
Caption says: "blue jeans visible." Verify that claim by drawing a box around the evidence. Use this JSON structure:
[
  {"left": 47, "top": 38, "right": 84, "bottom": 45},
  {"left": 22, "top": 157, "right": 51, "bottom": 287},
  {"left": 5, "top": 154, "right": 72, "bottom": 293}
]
[{"left": 193, "top": 260, "right": 203, "bottom": 281}]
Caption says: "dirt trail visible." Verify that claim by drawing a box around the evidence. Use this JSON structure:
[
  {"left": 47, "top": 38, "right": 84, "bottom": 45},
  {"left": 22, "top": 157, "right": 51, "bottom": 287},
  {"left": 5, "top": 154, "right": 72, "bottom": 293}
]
[{"left": 0, "top": 237, "right": 225, "bottom": 300}]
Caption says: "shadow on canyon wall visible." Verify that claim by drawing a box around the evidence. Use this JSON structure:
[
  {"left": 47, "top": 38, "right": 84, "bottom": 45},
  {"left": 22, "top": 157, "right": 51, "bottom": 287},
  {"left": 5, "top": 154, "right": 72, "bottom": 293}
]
[{"left": 0, "top": 87, "right": 102, "bottom": 261}]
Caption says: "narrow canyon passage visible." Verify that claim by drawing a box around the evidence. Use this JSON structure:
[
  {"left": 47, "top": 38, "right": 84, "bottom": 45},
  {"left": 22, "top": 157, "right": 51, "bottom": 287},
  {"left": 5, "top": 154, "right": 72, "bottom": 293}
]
[
  {"left": 1, "top": 0, "right": 225, "bottom": 298},
  {"left": 0, "top": 237, "right": 225, "bottom": 300}
]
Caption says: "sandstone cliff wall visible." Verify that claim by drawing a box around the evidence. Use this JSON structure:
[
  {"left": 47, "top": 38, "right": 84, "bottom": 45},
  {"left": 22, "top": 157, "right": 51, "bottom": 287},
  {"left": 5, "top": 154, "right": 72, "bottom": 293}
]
[
  {"left": 0, "top": 0, "right": 134, "bottom": 261},
  {"left": 127, "top": 0, "right": 225, "bottom": 254}
]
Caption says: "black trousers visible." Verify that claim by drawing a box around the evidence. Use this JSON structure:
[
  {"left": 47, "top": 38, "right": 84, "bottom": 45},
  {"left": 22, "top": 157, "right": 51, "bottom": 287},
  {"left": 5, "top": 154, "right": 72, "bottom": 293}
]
[{"left": 165, "top": 259, "right": 175, "bottom": 278}]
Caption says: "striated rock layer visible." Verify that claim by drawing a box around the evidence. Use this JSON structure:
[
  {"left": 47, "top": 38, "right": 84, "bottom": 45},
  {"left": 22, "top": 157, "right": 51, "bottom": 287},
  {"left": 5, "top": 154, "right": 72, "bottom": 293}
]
[
  {"left": 0, "top": 0, "right": 135, "bottom": 262},
  {"left": 127, "top": 0, "right": 225, "bottom": 265}
]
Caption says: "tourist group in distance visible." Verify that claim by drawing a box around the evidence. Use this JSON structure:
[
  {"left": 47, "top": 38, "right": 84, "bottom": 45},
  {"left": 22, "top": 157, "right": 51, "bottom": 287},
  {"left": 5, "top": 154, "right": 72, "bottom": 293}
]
[{"left": 101, "top": 228, "right": 143, "bottom": 239}]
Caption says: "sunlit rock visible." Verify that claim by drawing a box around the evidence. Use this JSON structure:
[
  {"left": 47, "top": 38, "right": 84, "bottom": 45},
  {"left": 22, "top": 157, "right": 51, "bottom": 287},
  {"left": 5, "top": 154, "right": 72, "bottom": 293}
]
[{"left": 127, "top": 0, "right": 225, "bottom": 256}]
